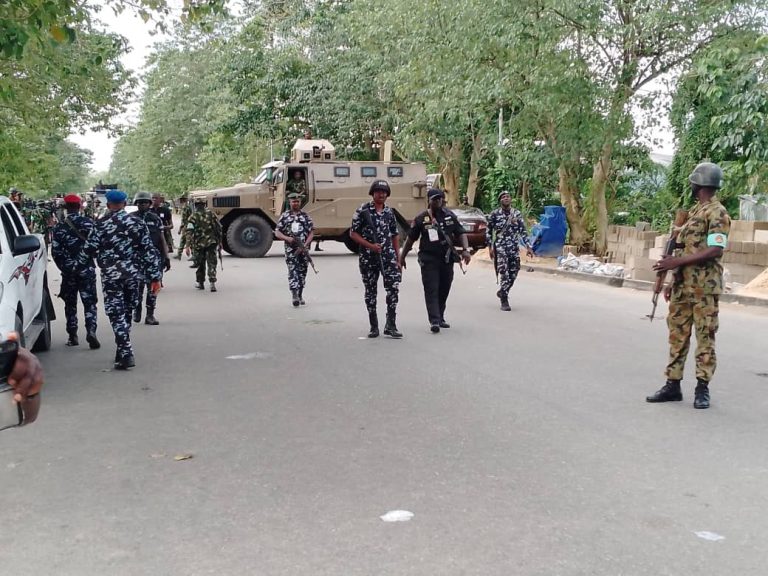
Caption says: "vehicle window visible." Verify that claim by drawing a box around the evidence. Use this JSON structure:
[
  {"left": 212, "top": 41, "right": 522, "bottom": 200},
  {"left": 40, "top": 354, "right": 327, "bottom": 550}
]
[
  {"left": 361, "top": 167, "right": 377, "bottom": 178},
  {"left": 254, "top": 169, "right": 269, "bottom": 184},
  {"left": 334, "top": 166, "right": 350, "bottom": 178},
  {"left": 6, "top": 203, "right": 27, "bottom": 235},
  {"left": 273, "top": 170, "right": 284, "bottom": 185},
  {"left": 388, "top": 167, "right": 404, "bottom": 178},
  {"left": 1, "top": 206, "right": 19, "bottom": 252}
]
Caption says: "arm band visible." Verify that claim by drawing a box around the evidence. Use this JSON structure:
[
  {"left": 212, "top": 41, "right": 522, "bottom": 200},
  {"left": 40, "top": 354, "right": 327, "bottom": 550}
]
[{"left": 707, "top": 233, "right": 728, "bottom": 248}]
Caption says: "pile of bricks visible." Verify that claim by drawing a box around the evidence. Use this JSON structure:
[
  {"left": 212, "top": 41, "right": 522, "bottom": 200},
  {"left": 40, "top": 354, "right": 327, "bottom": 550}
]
[
  {"left": 606, "top": 224, "right": 660, "bottom": 282},
  {"left": 721, "top": 221, "right": 768, "bottom": 284}
]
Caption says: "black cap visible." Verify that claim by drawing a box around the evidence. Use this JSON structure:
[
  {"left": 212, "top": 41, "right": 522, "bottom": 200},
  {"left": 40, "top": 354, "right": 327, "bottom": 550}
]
[
  {"left": 427, "top": 188, "right": 444, "bottom": 200},
  {"left": 369, "top": 180, "right": 391, "bottom": 196}
]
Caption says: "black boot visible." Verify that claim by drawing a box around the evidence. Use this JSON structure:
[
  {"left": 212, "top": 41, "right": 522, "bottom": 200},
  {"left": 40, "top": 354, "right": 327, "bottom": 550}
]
[
  {"left": 210, "top": 282, "right": 217, "bottom": 293},
  {"left": 694, "top": 380, "right": 710, "bottom": 409},
  {"left": 646, "top": 379, "right": 683, "bottom": 403},
  {"left": 145, "top": 308, "right": 159, "bottom": 325},
  {"left": 86, "top": 332, "right": 100, "bottom": 350},
  {"left": 133, "top": 306, "right": 142, "bottom": 323},
  {"left": 291, "top": 290, "right": 300, "bottom": 307},
  {"left": 299, "top": 289, "right": 306, "bottom": 305},
  {"left": 195, "top": 282, "right": 205, "bottom": 290},
  {"left": 384, "top": 311, "right": 403, "bottom": 338},
  {"left": 66, "top": 333, "right": 79, "bottom": 346},
  {"left": 500, "top": 295, "right": 511, "bottom": 312},
  {"left": 368, "top": 311, "right": 379, "bottom": 338},
  {"left": 114, "top": 354, "right": 135, "bottom": 370}
]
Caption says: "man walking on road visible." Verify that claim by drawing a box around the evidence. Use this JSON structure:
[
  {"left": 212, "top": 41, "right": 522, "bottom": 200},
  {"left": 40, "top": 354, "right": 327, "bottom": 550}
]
[
  {"left": 176, "top": 196, "right": 193, "bottom": 260},
  {"left": 274, "top": 192, "right": 314, "bottom": 306},
  {"left": 186, "top": 198, "right": 222, "bottom": 292},
  {"left": 79, "top": 190, "right": 161, "bottom": 370},
  {"left": 486, "top": 190, "right": 534, "bottom": 311},
  {"left": 647, "top": 162, "right": 731, "bottom": 410},
  {"left": 131, "top": 191, "right": 171, "bottom": 325},
  {"left": 399, "top": 188, "right": 471, "bottom": 333},
  {"left": 349, "top": 180, "right": 403, "bottom": 339},
  {"left": 50, "top": 194, "right": 100, "bottom": 349}
]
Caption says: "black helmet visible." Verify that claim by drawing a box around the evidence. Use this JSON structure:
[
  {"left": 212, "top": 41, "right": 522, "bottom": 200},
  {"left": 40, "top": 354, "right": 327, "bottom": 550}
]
[
  {"left": 193, "top": 197, "right": 207, "bottom": 205},
  {"left": 688, "top": 162, "right": 723, "bottom": 189},
  {"left": 368, "top": 180, "right": 391, "bottom": 197},
  {"left": 133, "top": 191, "right": 152, "bottom": 204}
]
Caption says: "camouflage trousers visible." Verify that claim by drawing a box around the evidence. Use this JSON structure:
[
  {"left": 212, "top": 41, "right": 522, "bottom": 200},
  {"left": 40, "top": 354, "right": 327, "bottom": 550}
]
[
  {"left": 176, "top": 232, "right": 187, "bottom": 257},
  {"left": 136, "top": 270, "right": 163, "bottom": 312},
  {"left": 60, "top": 272, "right": 98, "bottom": 337},
  {"left": 102, "top": 278, "right": 139, "bottom": 361},
  {"left": 665, "top": 294, "right": 720, "bottom": 382},
  {"left": 286, "top": 252, "right": 308, "bottom": 292},
  {"left": 360, "top": 259, "right": 400, "bottom": 315},
  {"left": 495, "top": 247, "right": 521, "bottom": 296},
  {"left": 164, "top": 228, "right": 174, "bottom": 252},
  {"left": 195, "top": 245, "right": 218, "bottom": 283}
]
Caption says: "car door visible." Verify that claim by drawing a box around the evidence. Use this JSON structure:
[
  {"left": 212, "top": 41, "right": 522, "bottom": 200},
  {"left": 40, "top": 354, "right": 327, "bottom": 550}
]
[{"left": 1, "top": 203, "right": 41, "bottom": 328}]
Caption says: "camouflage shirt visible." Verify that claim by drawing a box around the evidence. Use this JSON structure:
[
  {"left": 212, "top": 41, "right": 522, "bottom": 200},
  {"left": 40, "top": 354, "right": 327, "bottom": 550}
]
[
  {"left": 276, "top": 209, "right": 314, "bottom": 256},
  {"left": 486, "top": 207, "right": 530, "bottom": 252},
  {"left": 51, "top": 214, "right": 96, "bottom": 277},
  {"left": 673, "top": 198, "right": 731, "bottom": 298},
  {"left": 179, "top": 204, "right": 193, "bottom": 230},
  {"left": 187, "top": 208, "right": 222, "bottom": 249},
  {"left": 286, "top": 178, "right": 306, "bottom": 197},
  {"left": 350, "top": 201, "right": 399, "bottom": 268}
]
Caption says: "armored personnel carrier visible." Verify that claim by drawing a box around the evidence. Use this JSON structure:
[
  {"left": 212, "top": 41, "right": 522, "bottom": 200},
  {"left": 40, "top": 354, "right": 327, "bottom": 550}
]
[{"left": 189, "top": 139, "right": 428, "bottom": 257}]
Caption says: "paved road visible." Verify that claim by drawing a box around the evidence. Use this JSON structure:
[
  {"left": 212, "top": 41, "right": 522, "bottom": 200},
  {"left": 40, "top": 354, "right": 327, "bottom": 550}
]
[{"left": 2, "top": 242, "right": 768, "bottom": 575}]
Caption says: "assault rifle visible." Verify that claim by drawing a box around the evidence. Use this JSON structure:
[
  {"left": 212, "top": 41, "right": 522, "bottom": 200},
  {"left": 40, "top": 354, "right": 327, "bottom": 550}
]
[
  {"left": 648, "top": 209, "right": 689, "bottom": 322},
  {"left": 361, "top": 208, "right": 386, "bottom": 274},
  {"left": 432, "top": 211, "right": 467, "bottom": 275},
  {"left": 292, "top": 236, "right": 318, "bottom": 274},
  {"left": 218, "top": 244, "right": 224, "bottom": 271}
]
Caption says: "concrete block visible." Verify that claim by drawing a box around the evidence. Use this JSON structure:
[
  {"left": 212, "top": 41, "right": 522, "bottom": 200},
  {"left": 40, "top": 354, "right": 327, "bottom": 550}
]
[
  {"left": 727, "top": 240, "right": 743, "bottom": 253},
  {"left": 654, "top": 235, "right": 669, "bottom": 249},
  {"left": 647, "top": 248, "right": 664, "bottom": 260},
  {"left": 754, "top": 229, "right": 768, "bottom": 243},
  {"left": 755, "top": 242, "right": 768, "bottom": 255},
  {"left": 741, "top": 241, "right": 756, "bottom": 254}
]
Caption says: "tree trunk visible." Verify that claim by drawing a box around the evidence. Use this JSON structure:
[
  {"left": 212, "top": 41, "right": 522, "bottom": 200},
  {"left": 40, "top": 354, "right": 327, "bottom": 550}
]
[
  {"left": 465, "top": 134, "right": 483, "bottom": 206},
  {"left": 590, "top": 141, "right": 613, "bottom": 255},
  {"left": 558, "top": 162, "right": 588, "bottom": 247},
  {"left": 440, "top": 139, "right": 462, "bottom": 206},
  {"left": 519, "top": 180, "right": 530, "bottom": 215}
]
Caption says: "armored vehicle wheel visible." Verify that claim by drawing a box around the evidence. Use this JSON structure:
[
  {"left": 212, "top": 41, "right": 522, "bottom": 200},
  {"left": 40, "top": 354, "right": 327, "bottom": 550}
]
[
  {"left": 343, "top": 231, "right": 360, "bottom": 254},
  {"left": 221, "top": 234, "right": 233, "bottom": 255},
  {"left": 226, "top": 214, "right": 273, "bottom": 258}
]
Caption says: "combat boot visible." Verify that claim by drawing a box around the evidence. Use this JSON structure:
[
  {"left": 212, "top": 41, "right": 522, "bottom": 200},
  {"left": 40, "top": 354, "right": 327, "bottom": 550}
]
[
  {"left": 195, "top": 282, "right": 205, "bottom": 290},
  {"left": 500, "top": 295, "right": 511, "bottom": 312},
  {"left": 368, "top": 311, "right": 379, "bottom": 338},
  {"left": 384, "top": 312, "right": 403, "bottom": 339},
  {"left": 86, "top": 332, "right": 100, "bottom": 350},
  {"left": 114, "top": 354, "right": 135, "bottom": 370},
  {"left": 694, "top": 380, "right": 710, "bottom": 409},
  {"left": 210, "top": 282, "right": 217, "bottom": 293},
  {"left": 145, "top": 308, "right": 159, "bottom": 325},
  {"left": 646, "top": 379, "right": 683, "bottom": 403},
  {"left": 291, "top": 290, "right": 300, "bottom": 307},
  {"left": 133, "top": 306, "right": 142, "bottom": 323},
  {"left": 66, "top": 333, "right": 79, "bottom": 347},
  {"left": 299, "top": 289, "right": 306, "bottom": 306}
]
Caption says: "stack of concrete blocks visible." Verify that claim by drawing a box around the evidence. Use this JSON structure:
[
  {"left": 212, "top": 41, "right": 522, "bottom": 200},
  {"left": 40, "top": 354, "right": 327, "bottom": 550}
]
[
  {"left": 721, "top": 221, "right": 768, "bottom": 284},
  {"left": 606, "top": 224, "right": 659, "bottom": 281}
]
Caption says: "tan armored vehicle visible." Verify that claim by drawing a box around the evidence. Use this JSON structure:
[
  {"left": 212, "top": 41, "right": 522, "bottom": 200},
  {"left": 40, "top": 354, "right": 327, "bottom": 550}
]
[{"left": 189, "top": 139, "right": 428, "bottom": 257}]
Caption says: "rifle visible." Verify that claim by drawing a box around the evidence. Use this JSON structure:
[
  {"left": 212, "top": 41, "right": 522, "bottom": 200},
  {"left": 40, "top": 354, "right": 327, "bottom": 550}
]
[
  {"left": 431, "top": 210, "right": 467, "bottom": 275},
  {"left": 648, "top": 209, "right": 689, "bottom": 321},
  {"left": 361, "top": 208, "right": 386, "bottom": 274},
  {"left": 292, "top": 236, "right": 318, "bottom": 274},
  {"left": 218, "top": 244, "right": 224, "bottom": 271},
  {"left": 493, "top": 251, "right": 499, "bottom": 284}
]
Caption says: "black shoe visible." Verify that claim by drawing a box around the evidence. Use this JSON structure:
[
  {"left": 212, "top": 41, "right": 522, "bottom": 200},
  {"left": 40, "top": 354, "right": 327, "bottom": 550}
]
[
  {"left": 210, "top": 283, "right": 217, "bottom": 293},
  {"left": 430, "top": 324, "right": 440, "bottom": 333},
  {"left": 291, "top": 290, "right": 300, "bottom": 307},
  {"left": 114, "top": 355, "right": 135, "bottom": 370},
  {"left": 195, "top": 282, "right": 205, "bottom": 290},
  {"left": 694, "top": 380, "right": 710, "bottom": 409},
  {"left": 299, "top": 290, "right": 306, "bottom": 305},
  {"left": 646, "top": 380, "right": 683, "bottom": 403},
  {"left": 66, "top": 334, "right": 79, "bottom": 347},
  {"left": 133, "top": 308, "right": 142, "bottom": 323},
  {"left": 86, "top": 333, "right": 100, "bottom": 349},
  {"left": 383, "top": 313, "right": 403, "bottom": 338},
  {"left": 368, "top": 311, "right": 379, "bottom": 338},
  {"left": 439, "top": 320, "right": 450, "bottom": 329},
  {"left": 500, "top": 298, "right": 511, "bottom": 312},
  {"left": 145, "top": 313, "right": 159, "bottom": 326}
]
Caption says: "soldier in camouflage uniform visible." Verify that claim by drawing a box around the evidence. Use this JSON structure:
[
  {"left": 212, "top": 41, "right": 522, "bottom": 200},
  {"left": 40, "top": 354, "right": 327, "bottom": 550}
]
[
  {"left": 51, "top": 195, "right": 100, "bottom": 349},
  {"left": 349, "top": 180, "right": 403, "bottom": 338},
  {"left": 286, "top": 170, "right": 306, "bottom": 202},
  {"left": 274, "top": 192, "right": 314, "bottom": 306},
  {"left": 486, "top": 190, "right": 534, "bottom": 311},
  {"left": 79, "top": 190, "right": 161, "bottom": 370},
  {"left": 175, "top": 196, "right": 193, "bottom": 260},
  {"left": 131, "top": 191, "right": 171, "bottom": 325},
  {"left": 30, "top": 200, "right": 56, "bottom": 250},
  {"left": 647, "top": 162, "right": 731, "bottom": 409},
  {"left": 186, "top": 198, "right": 222, "bottom": 292}
]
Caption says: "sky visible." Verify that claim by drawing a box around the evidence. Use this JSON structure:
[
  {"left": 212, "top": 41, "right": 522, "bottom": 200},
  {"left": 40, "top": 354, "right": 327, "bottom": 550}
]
[{"left": 68, "top": 7, "right": 677, "bottom": 174}]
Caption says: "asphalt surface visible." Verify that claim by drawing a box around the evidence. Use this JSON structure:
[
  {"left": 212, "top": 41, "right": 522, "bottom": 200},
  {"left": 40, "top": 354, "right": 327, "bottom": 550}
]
[{"left": 1, "top": 241, "right": 768, "bottom": 575}]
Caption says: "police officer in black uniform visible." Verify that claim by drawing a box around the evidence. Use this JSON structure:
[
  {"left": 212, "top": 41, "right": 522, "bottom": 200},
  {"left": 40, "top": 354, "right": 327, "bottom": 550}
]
[
  {"left": 131, "top": 191, "right": 170, "bottom": 325},
  {"left": 399, "top": 188, "right": 471, "bottom": 333}
]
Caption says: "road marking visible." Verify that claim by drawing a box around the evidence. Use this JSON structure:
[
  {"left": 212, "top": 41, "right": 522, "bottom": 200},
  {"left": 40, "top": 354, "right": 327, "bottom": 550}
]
[{"left": 380, "top": 510, "right": 414, "bottom": 522}]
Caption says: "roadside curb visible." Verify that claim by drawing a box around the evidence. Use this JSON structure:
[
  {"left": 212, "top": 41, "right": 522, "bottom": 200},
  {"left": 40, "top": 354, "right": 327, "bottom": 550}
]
[{"left": 474, "top": 255, "right": 768, "bottom": 309}]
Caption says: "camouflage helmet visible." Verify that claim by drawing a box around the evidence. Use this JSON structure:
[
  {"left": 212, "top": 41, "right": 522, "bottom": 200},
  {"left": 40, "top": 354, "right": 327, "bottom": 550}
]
[
  {"left": 688, "top": 162, "right": 723, "bottom": 189},
  {"left": 369, "top": 180, "right": 391, "bottom": 197},
  {"left": 133, "top": 191, "right": 152, "bottom": 203}
]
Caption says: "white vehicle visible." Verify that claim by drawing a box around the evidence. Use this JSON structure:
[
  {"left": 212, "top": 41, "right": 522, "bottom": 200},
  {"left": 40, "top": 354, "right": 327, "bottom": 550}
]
[{"left": 0, "top": 196, "right": 54, "bottom": 351}]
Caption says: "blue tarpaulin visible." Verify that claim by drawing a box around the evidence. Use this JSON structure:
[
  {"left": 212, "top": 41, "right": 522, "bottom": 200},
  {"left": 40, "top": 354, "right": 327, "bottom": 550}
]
[{"left": 529, "top": 206, "right": 567, "bottom": 257}]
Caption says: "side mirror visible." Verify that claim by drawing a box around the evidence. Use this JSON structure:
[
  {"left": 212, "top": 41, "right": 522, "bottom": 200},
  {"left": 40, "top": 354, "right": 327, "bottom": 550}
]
[{"left": 13, "top": 235, "right": 41, "bottom": 256}]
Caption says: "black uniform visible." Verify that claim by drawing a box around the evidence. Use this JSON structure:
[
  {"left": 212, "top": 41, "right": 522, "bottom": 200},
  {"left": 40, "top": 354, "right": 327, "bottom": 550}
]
[{"left": 408, "top": 208, "right": 465, "bottom": 327}]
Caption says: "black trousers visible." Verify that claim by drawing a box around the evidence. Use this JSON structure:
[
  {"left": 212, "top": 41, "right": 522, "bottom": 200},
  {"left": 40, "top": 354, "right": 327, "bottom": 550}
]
[{"left": 418, "top": 253, "right": 454, "bottom": 325}]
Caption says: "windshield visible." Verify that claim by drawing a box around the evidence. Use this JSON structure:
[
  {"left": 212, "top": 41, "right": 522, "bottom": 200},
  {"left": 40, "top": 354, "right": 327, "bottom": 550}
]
[{"left": 254, "top": 169, "right": 270, "bottom": 184}]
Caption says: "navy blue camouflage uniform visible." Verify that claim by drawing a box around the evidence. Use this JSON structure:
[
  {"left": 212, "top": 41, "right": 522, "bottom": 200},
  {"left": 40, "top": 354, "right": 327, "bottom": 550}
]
[
  {"left": 130, "top": 210, "right": 165, "bottom": 315},
  {"left": 80, "top": 209, "right": 160, "bottom": 363},
  {"left": 486, "top": 207, "right": 530, "bottom": 298},
  {"left": 51, "top": 214, "right": 98, "bottom": 339},
  {"left": 350, "top": 202, "right": 401, "bottom": 316},
  {"left": 275, "top": 209, "right": 314, "bottom": 294}
]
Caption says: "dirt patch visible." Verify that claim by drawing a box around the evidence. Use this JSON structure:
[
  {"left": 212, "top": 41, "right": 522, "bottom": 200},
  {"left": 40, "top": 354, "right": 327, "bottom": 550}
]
[{"left": 739, "top": 267, "right": 768, "bottom": 297}]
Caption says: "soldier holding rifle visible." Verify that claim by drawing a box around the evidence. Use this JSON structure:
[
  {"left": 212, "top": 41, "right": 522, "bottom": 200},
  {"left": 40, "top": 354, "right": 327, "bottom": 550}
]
[
  {"left": 647, "top": 162, "right": 730, "bottom": 410},
  {"left": 274, "top": 192, "right": 315, "bottom": 307}
]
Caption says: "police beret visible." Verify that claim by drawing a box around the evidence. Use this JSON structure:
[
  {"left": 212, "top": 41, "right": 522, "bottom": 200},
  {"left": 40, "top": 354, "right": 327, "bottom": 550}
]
[
  {"left": 427, "top": 188, "right": 444, "bottom": 200},
  {"left": 287, "top": 192, "right": 303, "bottom": 200},
  {"left": 105, "top": 190, "right": 128, "bottom": 203},
  {"left": 63, "top": 194, "right": 81, "bottom": 204},
  {"left": 497, "top": 190, "right": 511, "bottom": 200}
]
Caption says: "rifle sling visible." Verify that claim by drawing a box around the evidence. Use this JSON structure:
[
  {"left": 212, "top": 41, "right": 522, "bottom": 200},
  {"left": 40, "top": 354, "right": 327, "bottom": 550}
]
[{"left": 64, "top": 216, "right": 88, "bottom": 242}]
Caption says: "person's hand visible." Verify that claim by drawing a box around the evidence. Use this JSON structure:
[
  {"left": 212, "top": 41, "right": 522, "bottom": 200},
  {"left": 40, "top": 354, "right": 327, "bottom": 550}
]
[
  {"left": 6, "top": 334, "right": 43, "bottom": 425},
  {"left": 164, "top": 258, "right": 171, "bottom": 272},
  {"left": 369, "top": 243, "right": 383, "bottom": 254},
  {"left": 399, "top": 254, "right": 407, "bottom": 270},
  {"left": 663, "top": 285, "right": 673, "bottom": 302},
  {"left": 526, "top": 248, "right": 534, "bottom": 259},
  {"left": 653, "top": 255, "right": 681, "bottom": 273},
  {"left": 461, "top": 251, "right": 471, "bottom": 265},
  {"left": 185, "top": 247, "right": 191, "bottom": 257},
  {"left": 150, "top": 280, "right": 162, "bottom": 295}
]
